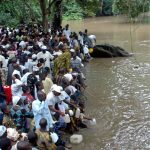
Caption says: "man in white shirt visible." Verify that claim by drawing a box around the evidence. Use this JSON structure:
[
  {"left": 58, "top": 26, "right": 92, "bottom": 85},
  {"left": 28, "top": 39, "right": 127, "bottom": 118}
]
[
  {"left": 32, "top": 91, "right": 54, "bottom": 131},
  {"left": 63, "top": 24, "right": 71, "bottom": 42},
  {"left": 37, "top": 46, "right": 54, "bottom": 69},
  {"left": 11, "top": 75, "right": 23, "bottom": 96},
  {"left": 46, "top": 85, "right": 65, "bottom": 118}
]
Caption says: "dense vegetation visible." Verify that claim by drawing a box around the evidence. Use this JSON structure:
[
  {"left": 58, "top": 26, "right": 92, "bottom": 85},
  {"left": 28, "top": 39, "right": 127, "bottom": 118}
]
[
  {"left": 0, "top": 0, "right": 149, "bottom": 30},
  {"left": 113, "top": 0, "right": 150, "bottom": 18}
]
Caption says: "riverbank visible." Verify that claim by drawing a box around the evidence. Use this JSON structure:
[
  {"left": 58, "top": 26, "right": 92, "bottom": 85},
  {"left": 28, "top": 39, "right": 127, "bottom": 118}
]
[{"left": 64, "top": 16, "right": 150, "bottom": 149}]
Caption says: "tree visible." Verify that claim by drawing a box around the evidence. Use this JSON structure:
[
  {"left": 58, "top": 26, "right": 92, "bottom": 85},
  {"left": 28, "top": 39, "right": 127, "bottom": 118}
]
[
  {"left": 113, "top": 0, "right": 150, "bottom": 18},
  {"left": 0, "top": 0, "right": 41, "bottom": 27},
  {"left": 102, "top": 0, "right": 113, "bottom": 16},
  {"left": 0, "top": 0, "right": 101, "bottom": 31},
  {"left": 38, "top": 0, "right": 59, "bottom": 32}
]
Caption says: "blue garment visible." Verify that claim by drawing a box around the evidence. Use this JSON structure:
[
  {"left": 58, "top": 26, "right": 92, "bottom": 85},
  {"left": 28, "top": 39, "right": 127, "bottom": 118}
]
[{"left": 10, "top": 107, "right": 33, "bottom": 132}]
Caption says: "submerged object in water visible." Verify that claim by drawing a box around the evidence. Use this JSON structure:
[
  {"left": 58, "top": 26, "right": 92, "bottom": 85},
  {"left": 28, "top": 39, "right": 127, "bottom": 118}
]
[{"left": 91, "top": 44, "right": 132, "bottom": 58}]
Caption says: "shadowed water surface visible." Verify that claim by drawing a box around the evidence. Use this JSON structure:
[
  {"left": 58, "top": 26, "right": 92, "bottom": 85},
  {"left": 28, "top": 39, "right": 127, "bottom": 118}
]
[{"left": 64, "top": 16, "right": 150, "bottom": 149}]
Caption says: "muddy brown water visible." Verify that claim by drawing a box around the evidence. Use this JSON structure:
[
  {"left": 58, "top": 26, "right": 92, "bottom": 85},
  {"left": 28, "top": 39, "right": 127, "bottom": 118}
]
[{"left": 63, "top": 16, "right": 150, "bottom": 150}]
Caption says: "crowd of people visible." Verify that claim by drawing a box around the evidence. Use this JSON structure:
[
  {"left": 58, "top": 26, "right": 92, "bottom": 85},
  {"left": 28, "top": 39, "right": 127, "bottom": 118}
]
[{"left": 0, "top": 23, "right": 95, "bottom": 150}]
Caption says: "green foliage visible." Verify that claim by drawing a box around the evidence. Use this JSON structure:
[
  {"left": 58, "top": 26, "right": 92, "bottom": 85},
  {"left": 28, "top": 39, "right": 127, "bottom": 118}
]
[
  {"left": 102, "top": 0, "right": 113, "bottom": 15},
  {"left": 62, "top": 0, "right": 84, "bottom": 20},
  {"left": 77, "top": 0, "right": 100, "bottom": 17},
  {"left": 0, "top": 0, "right": 101, "bottom": 26},
  {"left": 0, "top": 0, "right": 41, "bottom": 27},
  {"left": 62, "top": 0, "right": 100, "bottom": 20},
  {"left": 113, "top": 0, "right": 150, "bottom": 18}
]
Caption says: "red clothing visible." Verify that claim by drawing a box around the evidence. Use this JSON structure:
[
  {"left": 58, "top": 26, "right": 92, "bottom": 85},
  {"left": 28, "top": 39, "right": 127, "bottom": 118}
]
[
  {"left": 22, "top": 93, "right": 34, "bottom": 103},
  {"left": 3, "top": 86, "right": 12, "bottom": 104}
]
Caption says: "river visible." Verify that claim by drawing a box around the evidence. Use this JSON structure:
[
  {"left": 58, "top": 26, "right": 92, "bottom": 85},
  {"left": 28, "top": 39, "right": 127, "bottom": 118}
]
[{"left": 64, "top": 16, "right": 150, "bottom": 150}]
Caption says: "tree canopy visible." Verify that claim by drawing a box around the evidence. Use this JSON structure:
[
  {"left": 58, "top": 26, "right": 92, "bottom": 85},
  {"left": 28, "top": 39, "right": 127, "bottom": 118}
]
[
  {"left": 113, "top": 0, "right": 150, "bottom": 18},
  {"left": 0, "top": 0, "right": 150, "bottom": 31}
]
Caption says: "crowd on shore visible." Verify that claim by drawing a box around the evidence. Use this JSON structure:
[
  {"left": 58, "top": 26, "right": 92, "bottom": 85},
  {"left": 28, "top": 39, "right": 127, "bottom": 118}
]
[{"left": 0, "top": 23, "right": 96, "bottom": 150}]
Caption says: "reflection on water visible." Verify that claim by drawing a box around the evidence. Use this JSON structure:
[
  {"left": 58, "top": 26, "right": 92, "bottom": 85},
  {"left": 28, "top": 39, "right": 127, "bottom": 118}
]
[{"left": 64, "top": 17, "right": 150, "bottom": 149}]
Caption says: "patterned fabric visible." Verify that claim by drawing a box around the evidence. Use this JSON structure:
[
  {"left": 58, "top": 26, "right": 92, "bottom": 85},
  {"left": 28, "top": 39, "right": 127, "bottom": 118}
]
[
  {"left": 2, "top": 114, "right": 15, "bottom": 128},
  {"left": 36, "top": 129, "right": 56, "bottom": 150},
  {"left": 10, "top": 107, "right": 33, "bottom": 132},
  {"left": 54, "top": 51, "right": 71, "bottom": 75}
]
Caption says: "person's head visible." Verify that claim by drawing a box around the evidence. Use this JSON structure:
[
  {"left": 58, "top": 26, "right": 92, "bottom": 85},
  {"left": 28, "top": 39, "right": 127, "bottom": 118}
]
[
  {"left": 22, "top": 85, "right": 30, "bottom": 94},
  {"left": 41, "top": 46, "right": 47, "bottom": 54},
  {"left": 65, "top": 24, "right": 69, "bottom": 30},
  {"left": 27, "top": 131, "right": 38, "bottom": 147},
  {"left": 12, "top": 74, "right": 20, "bottom": 80},
  {"left": 85, "top": 29, "right": 88, "bottom": 34},
  {"left": 36, "top": 81, "right": 44, "bottom": 91},
  {"left": 61, "top": 43, "right": 69, "bottom": 53},
  {"left": 52, "top": 85, "right": 61, "bottom": 96},
  {"left": 38, "top": 58, "right": 45, "bottom": 64},
  {"left": 54, "top": 46, "right": 59, "bottom": 52},
  {"left": 58, "top": 68, "right": 66, "bottom": 75},
  {"left": 0, "top": 138, "right": 11, "bottom": 150},
  {"left": 39, "top": 118, "right": 47, "bottom": 130},
  {"left": 72, "top": 53, "right": 77, "bottom": 60},
  {"left": 79, "top": 31, "right": 82, "bottom": 36},
  {"left": 13, "top": 63, "right": 20, "bottom": 71},
  {"left": 37, "top": 90, "right": 46, "bottom": 102},
  {"left": 17, "top": 141, "right": 32, "bottom": 150},
  {"left": 31, "top": 54, "right": 37, "bottom": 61},
  {"left": 28, "top": 53, "right": 32, "bottom": 59},
  {"left": 0, "top": 125, "right": 7, "bottom": 139}
]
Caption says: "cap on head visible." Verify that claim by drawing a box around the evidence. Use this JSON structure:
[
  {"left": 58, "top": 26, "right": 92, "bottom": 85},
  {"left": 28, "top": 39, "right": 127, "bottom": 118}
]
[
  {"left": 51, "top": 84, "right": 62, "bottom": 93},
  {"left": 70, "top": 49, "right": 75, "bottom": 53},
  {"left": 32, "top": 54, "right": 37, "bottom": 59}
]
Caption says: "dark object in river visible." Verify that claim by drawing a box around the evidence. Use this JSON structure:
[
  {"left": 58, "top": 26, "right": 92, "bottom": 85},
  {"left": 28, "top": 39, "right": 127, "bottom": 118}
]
[{"left": 91, "top": 44, "right": 132, "bottom": 58}]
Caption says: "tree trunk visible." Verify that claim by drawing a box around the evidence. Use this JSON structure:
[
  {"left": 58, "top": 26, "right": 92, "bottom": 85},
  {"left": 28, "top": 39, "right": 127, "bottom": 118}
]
[
  {"left": 52, "top": 0, "right": 62, "bottom": 31},
  {"left": 42, "top": 13, "right": 49, "bottom": 33},
  {"left": 39, "top": 0, "right": 48, "bottom": 33}
]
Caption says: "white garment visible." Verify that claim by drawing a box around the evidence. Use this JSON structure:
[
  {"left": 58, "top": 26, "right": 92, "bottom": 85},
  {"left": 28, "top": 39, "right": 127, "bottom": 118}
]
[
  {"left": 63, "top": 29, "right": 71, "bottom": 41},
  {"left": 88, "top": 35, "right": 96, "bottom": 46},
  {"left": 11, "top": 79, "right": 23, "bottom": 96},
  {"left": 78, "top": 35, "right": 84, "bottom": 45},
  {"left": 37, "top": 51, "right": 54, "bottom": 68},
  {"left": 60, "top": 91, "right": 70, "bottom": 102},
  {"left": 21, "top": 72, "right": 32, "bottom": 85},
  {"left": 83, "top": 45, "right": 89, "bottom": 55},
  {"left": 32, "top": 99, "right": 54, "bottom": 130},
  {"left": 19, "top": 41, "right": 26, "bottom": 48},
  {"left": 65, "top": 85, "right": 77, "bottom": 96},
  {"left": 25, "top": 59, "right": 37, "bottom": 71},
  {"left": 20, "top": 65, "right": 26, "bottom": 71},
  {"left": 46, "top": 92, "right": 60, "bottom": 115},
  {"left": 0, "top": 55, "right": 7, "bottom": 69},
  {"left": 64, "top": 73, "right": 73, "bottom": 82},
  {"left": 53, "top": 50, "right": 62, "bottom": 56},
  {"left": 12, "top": 70, "right": 21, "bottom": 79}
]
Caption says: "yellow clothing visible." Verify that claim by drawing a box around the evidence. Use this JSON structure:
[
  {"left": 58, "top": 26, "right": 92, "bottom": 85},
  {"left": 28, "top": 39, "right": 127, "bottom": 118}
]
[
  {"left": 36, "top": 129, "right": 56, "bottom": 150},
  {"left": 54, "top": 51, "right": 71, "bottom": 75},
  {"left": 42, "top": 77, "right": 53, "bottom": 95}
]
